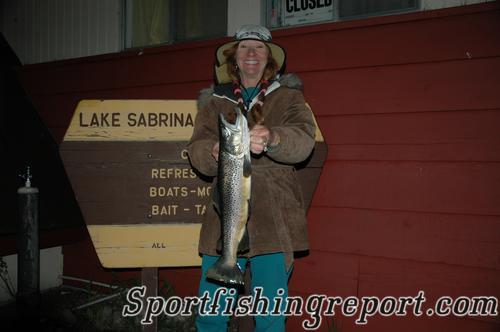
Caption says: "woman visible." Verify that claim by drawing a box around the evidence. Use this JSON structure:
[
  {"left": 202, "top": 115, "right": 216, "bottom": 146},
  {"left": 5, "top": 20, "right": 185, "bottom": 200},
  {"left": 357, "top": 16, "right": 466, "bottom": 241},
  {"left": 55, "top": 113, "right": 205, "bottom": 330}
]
[{"left": 187, "top": 24, "right": 316, "bottom": 331}]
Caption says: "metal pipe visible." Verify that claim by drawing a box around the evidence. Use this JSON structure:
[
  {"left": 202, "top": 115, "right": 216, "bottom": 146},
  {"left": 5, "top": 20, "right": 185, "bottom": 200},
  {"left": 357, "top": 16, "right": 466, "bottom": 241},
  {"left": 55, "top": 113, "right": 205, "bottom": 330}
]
[
  {"left": 60, "top": 275, "right": 119, "bottom": 289},
  {"left": 17, "top": 166, "right": 40, "bottom": 315}
]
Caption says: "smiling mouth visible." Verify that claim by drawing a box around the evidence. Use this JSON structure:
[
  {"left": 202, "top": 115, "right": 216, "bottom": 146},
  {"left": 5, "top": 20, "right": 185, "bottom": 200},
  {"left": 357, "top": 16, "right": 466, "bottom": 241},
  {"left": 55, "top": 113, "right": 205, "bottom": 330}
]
[{"left": 244, "top": 60, "right": 258, "bottom": 65}]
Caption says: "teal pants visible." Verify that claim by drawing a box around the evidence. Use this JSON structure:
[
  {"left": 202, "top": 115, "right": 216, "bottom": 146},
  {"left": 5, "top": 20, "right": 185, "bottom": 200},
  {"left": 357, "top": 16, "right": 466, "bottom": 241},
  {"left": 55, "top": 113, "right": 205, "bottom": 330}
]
[{"left": 196, "top": 253, "right": 291, "bottom": 332}]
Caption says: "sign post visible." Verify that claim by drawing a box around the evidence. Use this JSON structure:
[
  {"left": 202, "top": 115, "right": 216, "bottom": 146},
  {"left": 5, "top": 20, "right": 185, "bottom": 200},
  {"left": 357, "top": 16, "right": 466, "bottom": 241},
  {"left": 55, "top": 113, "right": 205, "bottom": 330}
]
[
  {"left": 141, "top": 267, "right": 158, "bottom": 332},
  {"left": 60, "top": 99, "right": 327, "bottom": 330}
]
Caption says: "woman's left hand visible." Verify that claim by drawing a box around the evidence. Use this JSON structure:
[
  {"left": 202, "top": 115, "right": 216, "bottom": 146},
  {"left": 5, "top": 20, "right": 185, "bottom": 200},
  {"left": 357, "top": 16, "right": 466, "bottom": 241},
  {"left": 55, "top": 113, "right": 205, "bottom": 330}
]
[{"left": 250, "top": 125, "right": 271, "bottom": 154}]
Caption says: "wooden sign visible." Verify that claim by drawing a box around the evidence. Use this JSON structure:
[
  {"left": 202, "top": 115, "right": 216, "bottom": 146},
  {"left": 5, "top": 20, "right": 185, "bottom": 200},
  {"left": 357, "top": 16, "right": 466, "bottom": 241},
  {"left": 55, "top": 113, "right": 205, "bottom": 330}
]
[{"left": 60, "top": 100, "right": 327, "bottom": 268}]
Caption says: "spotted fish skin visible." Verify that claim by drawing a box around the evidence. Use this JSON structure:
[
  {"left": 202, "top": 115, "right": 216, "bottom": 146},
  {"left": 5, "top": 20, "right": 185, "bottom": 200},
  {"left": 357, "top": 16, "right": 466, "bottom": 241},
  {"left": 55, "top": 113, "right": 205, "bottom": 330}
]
[{"left": 205, "top": 108, "right": 251, "bottom": 286}]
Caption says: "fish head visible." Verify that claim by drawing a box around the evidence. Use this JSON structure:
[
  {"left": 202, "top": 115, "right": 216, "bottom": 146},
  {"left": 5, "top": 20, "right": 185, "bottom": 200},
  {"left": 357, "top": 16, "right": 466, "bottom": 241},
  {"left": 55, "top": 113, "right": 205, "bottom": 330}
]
[{"left": 218, "top": 108, "right": 250, "bottom": 156}]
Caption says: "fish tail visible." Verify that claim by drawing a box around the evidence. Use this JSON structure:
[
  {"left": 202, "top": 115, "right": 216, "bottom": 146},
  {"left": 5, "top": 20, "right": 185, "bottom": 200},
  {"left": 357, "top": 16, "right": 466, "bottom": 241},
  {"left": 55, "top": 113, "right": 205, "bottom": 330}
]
[{"left": 206, "top": 257, "right": 244, "bottom": 286}]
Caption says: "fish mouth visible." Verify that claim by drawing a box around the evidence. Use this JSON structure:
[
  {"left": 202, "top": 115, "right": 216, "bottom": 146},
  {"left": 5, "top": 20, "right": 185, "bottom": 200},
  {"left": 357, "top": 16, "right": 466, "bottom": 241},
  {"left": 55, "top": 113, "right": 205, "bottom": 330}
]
[{"left": 220, "top": 109, "right": 244, "bottom": 132}]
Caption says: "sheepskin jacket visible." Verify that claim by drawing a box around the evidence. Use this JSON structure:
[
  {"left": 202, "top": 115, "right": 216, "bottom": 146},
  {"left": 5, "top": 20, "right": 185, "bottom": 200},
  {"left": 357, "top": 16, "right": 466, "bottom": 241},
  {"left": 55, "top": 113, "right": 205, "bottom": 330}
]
[{"left": 187, "top": 74, "right": 316, "bottom": 264}]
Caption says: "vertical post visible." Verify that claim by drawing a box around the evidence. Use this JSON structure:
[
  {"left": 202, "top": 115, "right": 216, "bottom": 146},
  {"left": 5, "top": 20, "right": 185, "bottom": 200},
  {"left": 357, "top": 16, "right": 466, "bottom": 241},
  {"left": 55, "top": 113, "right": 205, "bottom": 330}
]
[
  {"left": 17, "top": 166, "right": 40, "bottom": 319},
  {"left": 142, "top": 267, "right": 158, "bottom": 332}
]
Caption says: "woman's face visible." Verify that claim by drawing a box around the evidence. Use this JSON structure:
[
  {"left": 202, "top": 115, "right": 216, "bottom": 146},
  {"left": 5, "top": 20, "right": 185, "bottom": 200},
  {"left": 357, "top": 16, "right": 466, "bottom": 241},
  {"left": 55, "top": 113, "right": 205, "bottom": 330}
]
[{"left": 236, "top": 40, "right": 269, "bottom": 84}]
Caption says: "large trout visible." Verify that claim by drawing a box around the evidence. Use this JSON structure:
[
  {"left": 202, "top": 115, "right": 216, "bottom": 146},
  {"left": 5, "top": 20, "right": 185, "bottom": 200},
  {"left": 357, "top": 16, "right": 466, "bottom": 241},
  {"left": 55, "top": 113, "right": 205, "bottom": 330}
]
[{"left": 206, "top": 108, "right": 251, "bottom": 286}]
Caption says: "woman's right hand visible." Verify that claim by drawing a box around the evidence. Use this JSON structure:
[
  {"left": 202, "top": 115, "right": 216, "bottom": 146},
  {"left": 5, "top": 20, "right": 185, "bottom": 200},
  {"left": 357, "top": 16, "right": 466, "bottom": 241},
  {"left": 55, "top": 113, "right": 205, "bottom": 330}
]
[{"left": 212, "top": 142, "right": 220, "bottom": 161}]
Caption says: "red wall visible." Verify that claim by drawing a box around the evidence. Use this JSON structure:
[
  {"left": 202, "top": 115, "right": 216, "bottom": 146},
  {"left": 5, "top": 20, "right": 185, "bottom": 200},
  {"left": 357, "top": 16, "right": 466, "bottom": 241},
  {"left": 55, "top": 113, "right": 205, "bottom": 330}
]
[{"left": 17, "top": 3, "right": 500, "bottom": 331}]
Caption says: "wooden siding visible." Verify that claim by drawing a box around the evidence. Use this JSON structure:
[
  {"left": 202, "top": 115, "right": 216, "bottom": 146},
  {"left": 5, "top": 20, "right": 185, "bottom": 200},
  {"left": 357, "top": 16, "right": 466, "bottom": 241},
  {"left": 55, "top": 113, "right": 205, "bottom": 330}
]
[{"left": 16, "top": 2, "right": 500, "bottom": 331}]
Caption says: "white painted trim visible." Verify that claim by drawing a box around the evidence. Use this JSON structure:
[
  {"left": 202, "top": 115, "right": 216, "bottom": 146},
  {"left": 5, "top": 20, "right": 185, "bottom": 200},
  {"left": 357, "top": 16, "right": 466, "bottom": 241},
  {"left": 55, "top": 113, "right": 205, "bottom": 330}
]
[{"left": 227, "top": 0, "right": 263, "bottom": 36}]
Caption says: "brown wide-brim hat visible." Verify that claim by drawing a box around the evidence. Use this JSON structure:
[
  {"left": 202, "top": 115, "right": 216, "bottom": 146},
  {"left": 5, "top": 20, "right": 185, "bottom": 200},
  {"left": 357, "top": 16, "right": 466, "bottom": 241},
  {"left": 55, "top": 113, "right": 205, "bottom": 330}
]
[{"left": 214, "top": 25, "right": 286, "bottom": 84}]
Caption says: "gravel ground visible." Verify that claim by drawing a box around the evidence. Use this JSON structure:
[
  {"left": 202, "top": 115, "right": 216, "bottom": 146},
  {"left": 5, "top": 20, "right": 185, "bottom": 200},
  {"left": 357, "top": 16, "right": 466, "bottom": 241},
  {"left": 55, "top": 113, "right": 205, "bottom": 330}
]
[{"left": 0, "top": 286, "right": 198, "bottom": 331}]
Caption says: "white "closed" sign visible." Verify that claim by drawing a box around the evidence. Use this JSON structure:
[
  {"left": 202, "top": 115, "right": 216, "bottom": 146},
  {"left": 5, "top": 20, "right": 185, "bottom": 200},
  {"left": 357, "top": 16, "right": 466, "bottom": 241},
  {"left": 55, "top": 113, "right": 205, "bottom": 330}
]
[{"left": 283, "top": 0, "right": 334, "bottom": 26}]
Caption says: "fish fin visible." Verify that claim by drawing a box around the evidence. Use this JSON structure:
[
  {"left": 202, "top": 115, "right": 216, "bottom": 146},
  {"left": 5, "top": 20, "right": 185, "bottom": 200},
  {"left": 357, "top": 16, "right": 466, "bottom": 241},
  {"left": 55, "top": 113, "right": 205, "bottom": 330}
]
[
  {"left": 206, "top": 258, "right": 244, "bottom": 286},
  {"left": 212, "top": 186, "right": 224, "bottom": 253},
  {"left": 212, "top": 185, "right": 221, "bottom": 214},
  {"left": 216, "top": 237, "right": 222, "bottom": 253},
  {"left": 213, "top": 186, "right": 223, "bottom": 253},
  {"left": 237, "top": 198, "right": 251, "bottom": 253},
  {"left": 247, "top": 198, "right": 251, "bottom": 221},
  {"left": 237, "top": 227, "right": 249, "bottom": 253},
  {"left": 243, "top": 153, "right": 251, "bottom": 178}
]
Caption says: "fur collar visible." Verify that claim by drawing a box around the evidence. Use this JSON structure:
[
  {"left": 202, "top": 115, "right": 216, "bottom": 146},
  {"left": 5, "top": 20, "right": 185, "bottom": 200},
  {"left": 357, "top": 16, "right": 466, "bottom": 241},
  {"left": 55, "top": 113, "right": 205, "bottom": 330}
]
[
  {"left": 197, "top": 73, "right": 303, "bottom": 111},
  {"left": 278, "top": 73, "right": 303, "bottom": 91}
]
